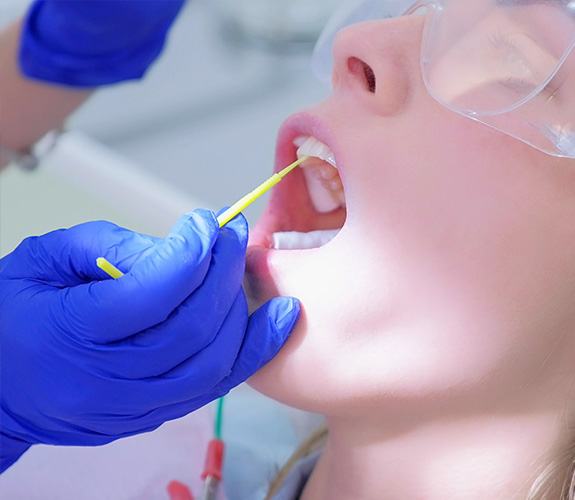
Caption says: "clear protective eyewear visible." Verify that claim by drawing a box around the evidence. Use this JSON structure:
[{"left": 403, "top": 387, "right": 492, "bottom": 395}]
[{"left": 313, "top": 0, "right": 575, "bottom": 158}]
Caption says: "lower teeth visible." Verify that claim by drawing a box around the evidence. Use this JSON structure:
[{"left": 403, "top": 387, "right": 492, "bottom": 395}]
[{"left": 272, "top": 230, "right": 340, "bottom": 250}]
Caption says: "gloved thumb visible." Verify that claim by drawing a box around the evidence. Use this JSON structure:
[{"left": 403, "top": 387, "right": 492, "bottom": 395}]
[
  {"left": 60, "top": 209, "right": 221, "bottom": 343},
  {"left": 212, "top": 297, "right": 301, "bottom": 395}
]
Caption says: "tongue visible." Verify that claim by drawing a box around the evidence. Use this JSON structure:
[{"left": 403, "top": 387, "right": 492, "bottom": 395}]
[{"left": 272, "top": 230, "right": 340, "bottom": 250}]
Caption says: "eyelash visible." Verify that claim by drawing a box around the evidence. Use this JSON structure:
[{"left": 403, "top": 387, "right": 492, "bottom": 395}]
[{"left": 488, "top": 31, "right": 562, "bottom": 101}]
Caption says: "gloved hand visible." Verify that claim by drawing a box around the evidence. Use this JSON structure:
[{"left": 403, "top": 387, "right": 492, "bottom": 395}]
[
  {"left": 19, "top": 0, "right": 185, "bottom": 87},
  {"left": 0, "top": 210, "right": 300, "bottom": 472}
]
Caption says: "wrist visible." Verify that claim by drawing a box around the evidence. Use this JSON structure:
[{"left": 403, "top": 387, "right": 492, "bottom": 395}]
[{"left": 0, "top": 128, "right": 64, "bottom": 171}]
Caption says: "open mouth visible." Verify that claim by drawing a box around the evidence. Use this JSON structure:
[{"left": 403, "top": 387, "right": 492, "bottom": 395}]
[
  {"left": 271, "top": 136, "right": 347, "bottom": 250},
  {"left": 250, "top": 115, "right": 348, "bottom": 253}
]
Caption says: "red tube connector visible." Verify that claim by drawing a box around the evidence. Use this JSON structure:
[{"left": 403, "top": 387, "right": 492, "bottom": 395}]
[
  {"left": 167, "top": 480, "right": 194, "bottom": 500},
  {"left": 201, "top": 439, "right": 225, "bottom": 481}
]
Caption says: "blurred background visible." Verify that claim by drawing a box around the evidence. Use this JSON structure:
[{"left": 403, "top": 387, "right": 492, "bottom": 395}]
[
  {"left": 0, "top": 0, "right": 334, "bottom": 498},
  {"left": 0, "top": 0, "right": 335, "bottom": 255}
]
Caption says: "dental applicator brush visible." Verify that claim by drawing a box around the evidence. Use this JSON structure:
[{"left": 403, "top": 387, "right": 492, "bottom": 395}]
[
  {"left": 96, "top": 155, "right": 309, "bottom": 277},
  {"left": 215, "top": 155, "right": 309, "bottom": 227}
]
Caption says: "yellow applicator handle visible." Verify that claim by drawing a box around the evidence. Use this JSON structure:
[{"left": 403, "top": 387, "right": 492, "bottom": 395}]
[
  {"left": 96, "top": 257, "right": 124, "bottom": 279},
  {"left": 216, "top": 156, "right": 308, "bottom": 227},
  {"left": 96, "top": 156, "right": 309, "bottom": 279}
]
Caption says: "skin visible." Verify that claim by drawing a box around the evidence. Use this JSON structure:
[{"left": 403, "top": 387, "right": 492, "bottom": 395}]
[
  {"left": 245, "top": 11, "right": 575, "bottom": 500},
  {"left": 0, "top": 20, "right": 90, "bottom": 167}
]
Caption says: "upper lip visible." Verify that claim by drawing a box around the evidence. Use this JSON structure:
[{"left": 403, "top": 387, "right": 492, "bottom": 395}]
[{"left": 275, "top": 112, "right": 342, "bottom": 176}]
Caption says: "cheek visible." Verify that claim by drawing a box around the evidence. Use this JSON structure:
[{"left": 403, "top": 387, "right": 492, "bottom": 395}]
[
  {"left": 250, "top": 225, "right": 575, "bottom": 417},
  {"left": 249, "top": 255, "right": 535, "bottom": 416},
  {"left": 248, "top": 234, "right": 524, "bottom": 415}
]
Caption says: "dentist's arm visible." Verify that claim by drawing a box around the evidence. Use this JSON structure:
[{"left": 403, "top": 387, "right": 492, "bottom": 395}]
[
  {"left": 0, "top": 20, "right": 90, "bottom": 162},
  {"left": 0, "top": 0, "right": 184, "bottom": 167}
]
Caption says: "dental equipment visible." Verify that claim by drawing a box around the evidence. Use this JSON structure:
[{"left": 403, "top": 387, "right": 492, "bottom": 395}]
[
  {"left": 96, "top": 155, "right": 310, "bottom": 273},
  {"left": 96, "top": 257, "right": 124, "bottom": 279},
  {"left": 216, "top": 156, "right": 309, "bottom": 227}
]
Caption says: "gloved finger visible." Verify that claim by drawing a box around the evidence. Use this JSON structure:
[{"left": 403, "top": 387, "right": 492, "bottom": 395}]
[
  {"left": 0, "top": 221, "right": 158, "bottom": 285},
  {"left": 211, "top": 297, "right": 301, "bottom": 394},
  {"left": 84, "top": 399, "right": 204, "bottom": 440},
  {"left": 58, "top": 210, "right": 220, "bottom": 343},
  {"left": 89, "top": 385, "right": 227, "bottom": 440},
  {"left": 98, "top": 215, "right": 249, "bottom": 379},
  {"left": 69, "top": 292, "right": 246, "bottom": 419},
  {"left": 153, "top": 291, "right": 248, "bottom": 402},
  {"left": 102, "top": 298, "right": 301, "bottom": 433},
  {"left": 83, "top": 404, "right": 203, "bottom": 444},
  {"left": 110, "top": 292, "right": 249, "bottom": 410}
]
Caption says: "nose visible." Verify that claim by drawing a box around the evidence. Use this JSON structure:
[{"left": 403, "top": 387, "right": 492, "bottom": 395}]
[{"left": 331, "top": 17, "right": 419, "bottom": 116}]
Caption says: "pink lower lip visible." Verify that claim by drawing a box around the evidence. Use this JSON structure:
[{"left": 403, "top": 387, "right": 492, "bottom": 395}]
[
  {"left": 246, "top": 240, "right": 291, "bottom": 300},
  {"left": 248, "top": 215, "right": 277, "bottom": 249},
  {"left": 246, "top": 244, "right": 271, "bottom": 275}
]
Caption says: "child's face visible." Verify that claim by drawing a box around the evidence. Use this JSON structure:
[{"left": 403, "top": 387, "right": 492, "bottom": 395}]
[{"left": 246, "top": 13, "right": 575, "bottom": 415}]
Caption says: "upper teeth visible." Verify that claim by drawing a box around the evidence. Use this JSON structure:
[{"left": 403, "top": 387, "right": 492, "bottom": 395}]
[
  {"left": 294, "top": 136, "right": 345, "bottom": 214},
  {"left": 295, "top": 136, "right": 337, "bottom": 168}
]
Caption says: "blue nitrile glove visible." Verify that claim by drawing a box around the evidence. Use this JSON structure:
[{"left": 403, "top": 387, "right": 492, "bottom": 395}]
[
  {"left": 0, "top": 210, "right": 300, "bottom": 472},
  {"left": 19, "top": 0, "right": 185, "bottom": 87}
]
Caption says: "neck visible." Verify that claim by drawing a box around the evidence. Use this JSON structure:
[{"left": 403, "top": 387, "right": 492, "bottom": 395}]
[{"left": 302, "top": 404, "right": 570, "bottom": 500}]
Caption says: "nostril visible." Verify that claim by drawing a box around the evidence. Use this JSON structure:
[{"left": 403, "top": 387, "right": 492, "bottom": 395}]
[
  {"left": 364, "top": 64, "right": 376, "bottom": 93},
  {"left": 347, "top": 57, "right": 376, "bottom": 93}
]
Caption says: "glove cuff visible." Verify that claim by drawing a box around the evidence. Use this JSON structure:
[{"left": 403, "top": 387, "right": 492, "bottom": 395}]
[
  {"left": 0, "top": 430, "right": 30, "bottom": 473},
  {"left": 18, "top": 2, "right": 180, "bottom": 87}
]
